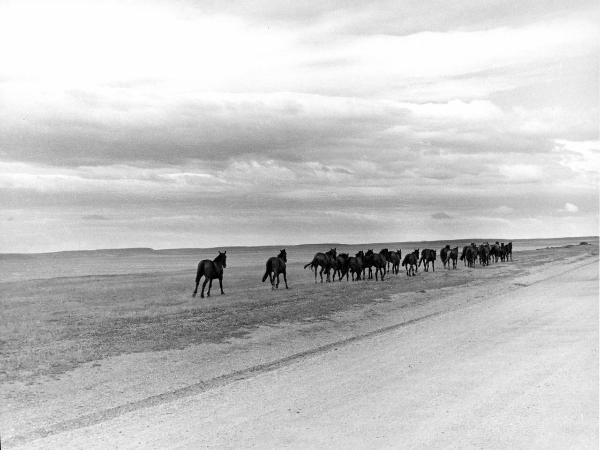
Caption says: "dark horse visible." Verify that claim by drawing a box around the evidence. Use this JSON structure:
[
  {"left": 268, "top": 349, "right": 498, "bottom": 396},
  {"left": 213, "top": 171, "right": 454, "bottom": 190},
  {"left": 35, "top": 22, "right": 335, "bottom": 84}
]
[
  {"left": 506, "top": 241, "right": 513, "bottom": 261},
  {"left": 332, "top": 253, "right": 350, "bottom": 281},
  {"left": 365, "top": 249, "right": 387, "bottom": 281},
  {"left": 192, "top": 251, "right": 227, "bottom": 298},
  {"left": 460, "top": 243, "right": 477, "bottom": 267},
  {"left": 262, "top": 249, "right": 288, "bottom": 290},
  {"left": 402, "top": 249, "right": 419, "bottom": 276},
  {"left": 449, "top": 246, "right": 459, "bottom": 269},
  {"left": 461, "top": 244, "right": 477, "bottom": 268},
  {"left": 440, "top": 245, "right": 451, "bottom": 269},
  {"left": 478, "top": 244, "right": 490, "bottom": 266},
  {"left": 304, "top": 248, "right": 336, "bottom": 283},
  {"left": 388, "top": 249, "right": 401, "bottom": 275},
  {"left": 419, "top": 249, "right": 436, "bottom": 272},
  {"left": 490, "top": 242, "right": 501, "bottom": 263},
  {"left": 348, "top": 250, "right": 365, "bottom": 281}
]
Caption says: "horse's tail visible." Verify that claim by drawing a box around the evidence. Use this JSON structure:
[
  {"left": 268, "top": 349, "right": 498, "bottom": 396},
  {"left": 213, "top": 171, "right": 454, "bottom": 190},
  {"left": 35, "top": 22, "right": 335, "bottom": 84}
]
[
  {"left": 304, "top": 259, "right": 316, "bottom": 270},
  {"left": 262, "top": 260, "right": 272, "bottom": 282},
  {"left": 195, "top": 263, "right": 204, "bottom": 283},
  {"left": 192, "top": 262, "right": 204, "bottom": 297}
]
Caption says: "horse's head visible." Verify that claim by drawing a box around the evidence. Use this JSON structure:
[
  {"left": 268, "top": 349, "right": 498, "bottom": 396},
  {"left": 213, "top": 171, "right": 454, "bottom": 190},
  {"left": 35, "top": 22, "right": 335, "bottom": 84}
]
[
  {"left": 278, "top": 249, "right": 287, "bottom": 262},
  {"left": 366, "top": 249, "right": 374, "bottom": 256},
  {"left": 356, "top": 250, "right": 364, "bottom": 258},
  {"left": 413, "top": 249, "right": 419, "bottom": 256},
  {"left": 217, "top": 251, "right": 227, "bottom": 268}
]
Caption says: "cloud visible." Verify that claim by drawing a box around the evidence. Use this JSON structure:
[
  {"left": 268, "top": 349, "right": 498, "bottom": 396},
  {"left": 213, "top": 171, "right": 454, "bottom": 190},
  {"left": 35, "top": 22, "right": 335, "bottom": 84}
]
[
  {"left": 491, "top": 206, "right": 515, "bottom": 215},
  {"left": 498, "top": 164, "right": 543, "bottom": 183},
  {"left": 562, "top": 203, "right": 579, "bottom": 213},
  {"left": 0, "top": 1, "right": 598, "bottom": 251},
  {"left": 81, "top": 214, "right": 109, "bottom": 221}
]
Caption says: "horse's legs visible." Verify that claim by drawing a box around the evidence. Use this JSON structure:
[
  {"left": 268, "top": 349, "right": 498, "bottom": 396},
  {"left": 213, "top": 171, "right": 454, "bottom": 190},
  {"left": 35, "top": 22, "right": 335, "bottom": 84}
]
[
  {"left": 432, "top": 260, "right": 435, "bottom": 272},
  {"left": 201, "top": 278, "right": 208, "bottom": 298},
  {"left": 193, "top": 278, "right": 200, "bottom": 297},
  {"left": 275, "top": 273, "right": 280, "bottom": 289},
  {"left": 206, "top": 278, "right": 213, "bottom": 296},
  {"left": 283, "top": 269, "right": 288, "bottom": 289},
  {"left": 218, "top": 276, "right": 224, "bottom": 295}
]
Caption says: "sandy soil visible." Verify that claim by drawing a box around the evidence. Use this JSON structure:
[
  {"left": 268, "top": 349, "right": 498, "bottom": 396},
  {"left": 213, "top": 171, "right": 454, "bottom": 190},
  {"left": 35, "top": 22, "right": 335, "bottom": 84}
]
[{"left": 1, "top": 242, "right": 598, "bottom": 448}]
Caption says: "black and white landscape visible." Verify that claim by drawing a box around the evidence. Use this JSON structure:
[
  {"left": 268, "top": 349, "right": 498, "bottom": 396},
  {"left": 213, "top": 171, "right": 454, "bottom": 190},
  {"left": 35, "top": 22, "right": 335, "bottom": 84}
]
[{"left": 0, "top": 1, "right": 598, "bottom": 448}]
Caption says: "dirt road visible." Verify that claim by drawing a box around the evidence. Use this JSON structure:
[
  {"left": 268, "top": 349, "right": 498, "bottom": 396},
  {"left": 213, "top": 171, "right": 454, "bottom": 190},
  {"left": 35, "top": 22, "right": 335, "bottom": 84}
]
[{"left": 12, "top": 256, "right": 598, "bottom": 449}]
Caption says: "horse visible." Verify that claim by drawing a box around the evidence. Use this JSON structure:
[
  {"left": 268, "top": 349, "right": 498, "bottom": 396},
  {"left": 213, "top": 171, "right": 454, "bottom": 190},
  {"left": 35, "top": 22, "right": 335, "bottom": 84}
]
[
  {"left": 464, "top": 245, "right": 477, "bottom": 268},
  {"left": 506, "top": 241, "right": 513, "bottom": 261},
  {"left": 348, "top": 250, "right": 365, "bottom": 281},
  {"left": 490, "top": 242, "right": 501, "bottom": 263},
  {"left": 460, "top": 243, "right": 477, "bottom": 267},
  {"left": 365, "top": 249, "right": 387, "bottom": 281},
  {"left": 440, "top": 245, "right": 451, "bottom": 269},
  {"left": 333, "top": 253, "right": 350, "bottom": 281},
  {"left": 478, "top": 244, "right": 490, "bottom": 266},
  {"left": 499, "top": 243, "right": 505, "bottom": 262},
  {"left": 262, "top": 249, "right": 288, "bottom": 290},
  {"left": 419, "top": 249, "right": 436, "bottom": 272},
  {"left": 388, "top": 249, "right": 401, "bottom": 275},
  {"left": 449, "top": 246, "right": 459, "bottom": 269},
  {"left": 460, "top": 246, "right": 469, "bottom": 266},
  {"left": 192, "top": 251, "right": 227, "bottom": 298},
  {"left": 380, "top": 248, "right": 391, "bottom": 272},
  {"left": 402, "top": 250, "right": 419, "bottom": 276},
  {"left": 363, "top": 249, "right": 375, "bottom": 279},
  {"left": 304, "top": 248, "right": 336, "bottom": 283}
]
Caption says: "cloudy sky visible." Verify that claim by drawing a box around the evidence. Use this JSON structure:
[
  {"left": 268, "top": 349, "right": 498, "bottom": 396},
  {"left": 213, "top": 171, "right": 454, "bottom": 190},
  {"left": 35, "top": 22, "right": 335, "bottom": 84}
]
[{"left": 0, "top": 0, "right": 598, "bottom": 252}]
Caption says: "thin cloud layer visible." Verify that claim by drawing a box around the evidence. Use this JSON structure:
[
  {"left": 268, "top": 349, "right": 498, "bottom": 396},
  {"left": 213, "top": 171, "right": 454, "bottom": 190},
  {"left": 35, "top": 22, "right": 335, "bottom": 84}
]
[{"left": 0, "top": 0, "right": 597, "bottom": 252}]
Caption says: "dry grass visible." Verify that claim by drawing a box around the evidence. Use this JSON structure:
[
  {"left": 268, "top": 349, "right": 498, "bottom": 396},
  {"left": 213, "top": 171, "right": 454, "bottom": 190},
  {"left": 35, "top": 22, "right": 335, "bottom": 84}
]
[{"left": 1, "top": 244, "right": 595, "bottom": 383}]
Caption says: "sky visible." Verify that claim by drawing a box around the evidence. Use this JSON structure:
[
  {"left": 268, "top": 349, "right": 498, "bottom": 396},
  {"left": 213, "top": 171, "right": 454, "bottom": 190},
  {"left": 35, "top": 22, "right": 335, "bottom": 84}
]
[{"left": 0, "top": 0, "right": 598, "bottom": 252}]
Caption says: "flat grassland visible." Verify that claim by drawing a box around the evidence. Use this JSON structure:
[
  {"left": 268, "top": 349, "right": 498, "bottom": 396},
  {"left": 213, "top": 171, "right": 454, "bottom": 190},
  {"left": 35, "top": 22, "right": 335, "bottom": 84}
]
[{"left": 0, "top": 237, "right": 597, "bottom": 447}]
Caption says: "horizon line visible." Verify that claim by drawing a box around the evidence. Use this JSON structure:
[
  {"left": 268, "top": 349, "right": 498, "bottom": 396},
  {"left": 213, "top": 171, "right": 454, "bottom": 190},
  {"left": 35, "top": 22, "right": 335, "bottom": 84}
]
[{"left": 2, "top": 235, "right": 597, "bottom": 257}]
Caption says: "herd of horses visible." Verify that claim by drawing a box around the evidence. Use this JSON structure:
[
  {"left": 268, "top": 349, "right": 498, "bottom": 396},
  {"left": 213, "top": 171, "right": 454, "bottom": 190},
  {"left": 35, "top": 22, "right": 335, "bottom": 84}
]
[{"left": 192, "top": 242, "right": 513, "bottom": 296}]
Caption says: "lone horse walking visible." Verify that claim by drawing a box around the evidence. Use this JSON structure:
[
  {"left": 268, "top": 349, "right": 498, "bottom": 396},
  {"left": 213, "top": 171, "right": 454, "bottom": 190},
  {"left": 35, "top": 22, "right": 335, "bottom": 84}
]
[
  {"left": 192, "top": 251, "right": 227, "bottom": 298},
  {"left": 262, "top": 249, "right": 289, "bottom": 290}
]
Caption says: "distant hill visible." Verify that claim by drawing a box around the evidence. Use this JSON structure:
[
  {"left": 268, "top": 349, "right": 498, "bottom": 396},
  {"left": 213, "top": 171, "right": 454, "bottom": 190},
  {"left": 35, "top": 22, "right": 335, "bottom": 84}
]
[{"left": 1, "top": 236, "right": 597, "bottom": 258}]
